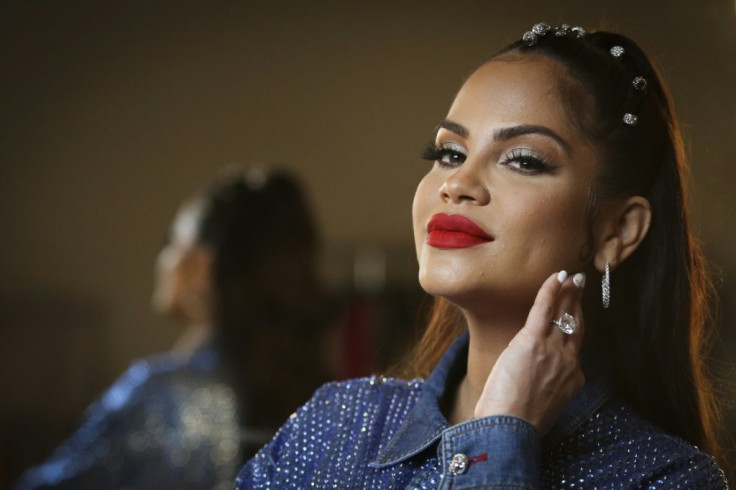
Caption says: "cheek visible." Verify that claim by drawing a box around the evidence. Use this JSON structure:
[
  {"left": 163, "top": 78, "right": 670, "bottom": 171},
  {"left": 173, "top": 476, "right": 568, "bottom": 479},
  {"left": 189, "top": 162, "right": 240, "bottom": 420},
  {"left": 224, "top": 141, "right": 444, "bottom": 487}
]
[
  {"left": 412, "top": 173, "right": 437, "bottom": 249},
  {"left": 154, "top": 251, "right": 172, "bottom": 290},
  {"left": 503, "top": 189, "right": 589, "bottom": 262},
  {"left": 157, "top": 249, "right": 187, "bottom": 296},
  {"left": 152, "top": 251, "right": 176, "bottom": 312}
]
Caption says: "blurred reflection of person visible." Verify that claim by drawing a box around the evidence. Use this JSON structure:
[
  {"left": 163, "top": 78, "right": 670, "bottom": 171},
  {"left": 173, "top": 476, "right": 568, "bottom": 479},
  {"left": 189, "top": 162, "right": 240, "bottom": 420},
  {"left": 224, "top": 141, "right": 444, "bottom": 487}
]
[{"left": 16, "top": 166, "right": 329, "bottom": 490}]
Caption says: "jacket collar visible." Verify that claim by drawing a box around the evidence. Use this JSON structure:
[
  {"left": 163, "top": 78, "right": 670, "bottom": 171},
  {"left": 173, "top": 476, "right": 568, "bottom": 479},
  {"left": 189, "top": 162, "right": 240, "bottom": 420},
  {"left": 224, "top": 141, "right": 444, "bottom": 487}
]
[{"left": 370, "top": 331, "right": 610, "bottom": 468}]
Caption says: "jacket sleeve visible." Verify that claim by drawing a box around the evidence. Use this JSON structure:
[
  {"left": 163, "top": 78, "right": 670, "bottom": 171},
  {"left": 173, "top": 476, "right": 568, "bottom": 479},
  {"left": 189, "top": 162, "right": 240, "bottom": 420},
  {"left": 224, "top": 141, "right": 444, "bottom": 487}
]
[
  {"left": 234, "top": 381, "right": 344, "bottom": 489},
  {"left": 235, "top": 426, "right": 288, "bottom": 488},
  {"left": 437, "top": 415, "right": 541, "bottom": 490},
  {"left": 234, "top": 396, "right": 312, "bottom": 489}
]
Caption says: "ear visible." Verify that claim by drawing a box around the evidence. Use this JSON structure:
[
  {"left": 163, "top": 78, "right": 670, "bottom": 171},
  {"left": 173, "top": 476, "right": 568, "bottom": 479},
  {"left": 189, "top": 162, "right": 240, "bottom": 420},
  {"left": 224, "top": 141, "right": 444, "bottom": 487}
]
[{"left": 593, "top": 196, "right": 651, "bottom": 273}]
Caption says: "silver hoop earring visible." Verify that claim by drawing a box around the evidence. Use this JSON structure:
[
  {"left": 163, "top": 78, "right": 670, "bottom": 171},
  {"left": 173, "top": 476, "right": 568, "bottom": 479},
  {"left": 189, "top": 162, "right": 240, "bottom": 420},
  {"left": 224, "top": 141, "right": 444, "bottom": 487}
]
[{"left": 602, "top": 262, "right": 611, "bottom": 309}]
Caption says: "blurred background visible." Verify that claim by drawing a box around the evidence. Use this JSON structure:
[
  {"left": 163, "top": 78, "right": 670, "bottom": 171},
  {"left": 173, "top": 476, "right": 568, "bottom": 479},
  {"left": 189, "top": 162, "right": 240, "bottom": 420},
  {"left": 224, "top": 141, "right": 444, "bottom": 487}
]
[{"left": 1, "top": 0, "right": 734, "bottom": 487}]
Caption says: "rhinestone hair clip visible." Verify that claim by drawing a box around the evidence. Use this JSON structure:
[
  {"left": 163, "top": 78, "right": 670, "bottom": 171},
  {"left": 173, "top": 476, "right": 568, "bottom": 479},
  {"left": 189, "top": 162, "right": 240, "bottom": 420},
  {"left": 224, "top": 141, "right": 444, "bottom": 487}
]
[
  {"left": 522, "top": 23, "right": 647, "bottom": 127},
  {"left": 610, "top": 45, "right": 648, "bottom": 125},
  {"left": 522, "top": 22, "right": 586, "bottom": 46}
]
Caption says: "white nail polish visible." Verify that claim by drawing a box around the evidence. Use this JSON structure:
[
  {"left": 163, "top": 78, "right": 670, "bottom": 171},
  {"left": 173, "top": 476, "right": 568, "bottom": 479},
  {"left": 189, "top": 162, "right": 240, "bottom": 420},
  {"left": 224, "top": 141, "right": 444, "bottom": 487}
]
[
  {"left": 557, "top": 270, "right": 568, "bottom": 283},
  {"left": 573, "top": 272, "right": 586, "bottom": 288}
]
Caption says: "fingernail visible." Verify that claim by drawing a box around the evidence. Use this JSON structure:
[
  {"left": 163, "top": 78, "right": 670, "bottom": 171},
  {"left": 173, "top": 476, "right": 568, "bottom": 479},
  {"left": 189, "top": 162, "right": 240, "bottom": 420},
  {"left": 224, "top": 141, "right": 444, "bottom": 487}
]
[
  {"left": 557, "top": 270, "right": 568, "bottom": 284},
  {"left": 573, "top": 272, "right": 586, "bottom": 288}
]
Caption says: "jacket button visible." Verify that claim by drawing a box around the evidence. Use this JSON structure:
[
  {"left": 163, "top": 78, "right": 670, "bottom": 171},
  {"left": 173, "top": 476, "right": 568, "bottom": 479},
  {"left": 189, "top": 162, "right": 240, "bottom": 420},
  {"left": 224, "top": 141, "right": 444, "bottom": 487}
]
[{"left": 448, "top": 453, "right": 469, "bottom": 475}]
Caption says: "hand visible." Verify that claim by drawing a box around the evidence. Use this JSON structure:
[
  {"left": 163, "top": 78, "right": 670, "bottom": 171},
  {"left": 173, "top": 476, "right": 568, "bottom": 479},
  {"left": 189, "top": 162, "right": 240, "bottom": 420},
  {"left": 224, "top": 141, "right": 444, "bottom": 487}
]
[{"left": 474, "top": 271, "right": 586, "bottom": 435}]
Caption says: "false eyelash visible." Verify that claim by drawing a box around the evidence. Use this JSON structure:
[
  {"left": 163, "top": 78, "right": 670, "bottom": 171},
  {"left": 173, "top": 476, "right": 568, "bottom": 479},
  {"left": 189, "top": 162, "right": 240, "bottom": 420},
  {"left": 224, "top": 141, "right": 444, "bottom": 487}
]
[
  {"left": 420, "top": 141, "right": 444, "bottom": 162},
  {"left": 420, "top": 142, "right": 467, "bottom": 169},
  {"left": 502, "top": 148, "right": 556, "bottom": 174}
]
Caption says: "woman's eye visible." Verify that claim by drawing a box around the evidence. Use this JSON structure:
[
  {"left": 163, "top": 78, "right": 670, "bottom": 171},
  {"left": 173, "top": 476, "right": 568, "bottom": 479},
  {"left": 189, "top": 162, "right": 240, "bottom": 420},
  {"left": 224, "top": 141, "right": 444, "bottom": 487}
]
[
  {"left": 437, "top": 149, "right": 466, "bottom": 167},
  {"left": 420, "top": 143, "right": 467, "bottom": 169},
  {"left": 503, "top": 150, "right": 554, "bottom": 175}
]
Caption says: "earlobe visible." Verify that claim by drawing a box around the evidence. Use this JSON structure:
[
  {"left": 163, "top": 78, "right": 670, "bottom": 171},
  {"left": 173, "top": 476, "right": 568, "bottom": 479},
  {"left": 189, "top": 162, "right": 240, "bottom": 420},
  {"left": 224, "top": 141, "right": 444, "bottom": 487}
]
[
  {"left": 594, "top": 237, "right": 622, "bottom": 273},
  {"left": 594, "top": 196, "right": 652, "bottom": 272}
]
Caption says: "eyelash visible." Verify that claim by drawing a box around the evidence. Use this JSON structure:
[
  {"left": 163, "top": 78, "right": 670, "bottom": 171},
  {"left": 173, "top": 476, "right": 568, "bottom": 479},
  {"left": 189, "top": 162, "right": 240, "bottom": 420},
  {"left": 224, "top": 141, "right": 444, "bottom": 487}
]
[
  {"left": 421, "top": 142, "right": 555, "bottom": 175},
  {"left": 501, "top": 148, "right": 555, "bottom": 175},
  {"left": 420, "top": 142, "right": 466, "bottom": 169}
]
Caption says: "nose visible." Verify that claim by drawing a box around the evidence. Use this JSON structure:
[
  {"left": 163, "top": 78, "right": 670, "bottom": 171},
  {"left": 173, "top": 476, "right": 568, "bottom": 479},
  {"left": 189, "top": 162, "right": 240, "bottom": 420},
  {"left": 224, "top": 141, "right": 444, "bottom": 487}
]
[{"left": 439, "top": 163, "right": 491, "bottom": 205}]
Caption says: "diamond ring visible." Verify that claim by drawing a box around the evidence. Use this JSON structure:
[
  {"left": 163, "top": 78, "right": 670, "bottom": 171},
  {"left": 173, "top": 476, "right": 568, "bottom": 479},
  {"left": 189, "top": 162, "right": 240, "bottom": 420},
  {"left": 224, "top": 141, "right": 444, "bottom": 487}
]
[{"left": 551, "top": 312, "right": 577, "bottom": 335}]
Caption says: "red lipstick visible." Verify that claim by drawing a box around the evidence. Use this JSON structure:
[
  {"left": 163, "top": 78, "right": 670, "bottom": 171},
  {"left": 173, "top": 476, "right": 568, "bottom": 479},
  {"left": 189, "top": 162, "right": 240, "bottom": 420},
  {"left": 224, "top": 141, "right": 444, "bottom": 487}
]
[{"left": 426, "top": 213, "right": 493, "bottom": 249}]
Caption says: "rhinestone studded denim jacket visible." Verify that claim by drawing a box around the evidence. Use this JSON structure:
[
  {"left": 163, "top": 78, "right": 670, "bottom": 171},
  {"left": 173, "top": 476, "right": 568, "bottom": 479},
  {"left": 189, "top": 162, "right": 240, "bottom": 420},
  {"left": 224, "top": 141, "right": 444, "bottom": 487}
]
[
  {"left": 15, "top": 345, "right": 242, "bottom": 490},
  {"left": 236, "top": 332, "right": 727, "bottom": 489}
]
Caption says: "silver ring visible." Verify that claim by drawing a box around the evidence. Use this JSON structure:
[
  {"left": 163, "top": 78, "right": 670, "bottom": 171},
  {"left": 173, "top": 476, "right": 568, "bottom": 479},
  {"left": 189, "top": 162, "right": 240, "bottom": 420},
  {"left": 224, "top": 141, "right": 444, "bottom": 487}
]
[{"left": 551, "top": 312, "right": 577, "bottom": 335}]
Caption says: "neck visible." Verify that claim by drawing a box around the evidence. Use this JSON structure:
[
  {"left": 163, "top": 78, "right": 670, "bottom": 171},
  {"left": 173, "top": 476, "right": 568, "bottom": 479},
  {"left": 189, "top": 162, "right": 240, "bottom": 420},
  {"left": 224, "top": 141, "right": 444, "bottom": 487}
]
[
  {"left": 171, "top": 323, "right": 213, "bottom": 357},
  {"left": 449, "top": 307, "right": 526, "bottom": 425}
]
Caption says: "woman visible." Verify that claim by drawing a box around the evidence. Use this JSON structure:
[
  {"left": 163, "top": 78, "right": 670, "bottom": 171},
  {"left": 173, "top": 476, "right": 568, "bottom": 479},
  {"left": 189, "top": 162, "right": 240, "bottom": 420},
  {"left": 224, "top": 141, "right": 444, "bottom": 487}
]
[
  {"left": 16, "top": 167, "right": 329, "bottom": 489},
  {"left": 235, "top": 24, "right": 728, "bottom": 488}
]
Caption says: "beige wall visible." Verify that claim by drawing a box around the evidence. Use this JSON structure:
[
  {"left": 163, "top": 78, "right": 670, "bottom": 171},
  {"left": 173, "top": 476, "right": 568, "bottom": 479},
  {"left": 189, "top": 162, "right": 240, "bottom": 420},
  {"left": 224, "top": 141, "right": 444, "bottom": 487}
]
[{"left": 1, "top": 0, "right": 735, "bottom": 471}]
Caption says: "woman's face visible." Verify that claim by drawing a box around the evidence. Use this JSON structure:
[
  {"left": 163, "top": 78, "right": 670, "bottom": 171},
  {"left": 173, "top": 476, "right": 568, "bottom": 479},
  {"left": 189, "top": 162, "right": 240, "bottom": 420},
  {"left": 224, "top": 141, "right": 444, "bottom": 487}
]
[{"left": 413, "top": 55, "right": 599, "bottom": 315}]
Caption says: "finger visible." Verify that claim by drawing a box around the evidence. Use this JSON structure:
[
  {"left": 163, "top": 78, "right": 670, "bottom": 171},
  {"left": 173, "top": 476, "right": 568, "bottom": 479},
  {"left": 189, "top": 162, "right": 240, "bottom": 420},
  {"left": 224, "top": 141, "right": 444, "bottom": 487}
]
[
  {"left": 553, "top": 272, "right": 585, "bottom": 348},
  {"left": 524, "top": 271, "right": 566, "bottom": 337},
  {"left": 566, "top": 273, "right": 586, "bottom": 352},
  {"left": 549, "top": 278, "right": 578, "bottom": 342}
]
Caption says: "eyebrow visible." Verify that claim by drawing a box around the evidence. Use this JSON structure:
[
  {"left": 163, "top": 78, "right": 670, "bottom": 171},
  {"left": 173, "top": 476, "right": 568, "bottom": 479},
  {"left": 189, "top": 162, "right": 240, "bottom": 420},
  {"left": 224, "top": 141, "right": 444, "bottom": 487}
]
[
  {"left": 435, "top": 120, "right": 469, "bottom": 138},
  {"left": 436, "top": 119, "right": 572, "bottom": 156}
]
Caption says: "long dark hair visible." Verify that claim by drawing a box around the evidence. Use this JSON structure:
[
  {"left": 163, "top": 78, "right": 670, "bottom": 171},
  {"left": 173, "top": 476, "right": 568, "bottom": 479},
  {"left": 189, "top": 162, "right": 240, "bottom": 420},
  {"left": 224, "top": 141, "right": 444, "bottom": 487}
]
[
  {"left": 404, "top": 29, "right": 722, "bottom": 459},
  {"left": 193, "top": 166, "right": 328, "bottom": 452}
]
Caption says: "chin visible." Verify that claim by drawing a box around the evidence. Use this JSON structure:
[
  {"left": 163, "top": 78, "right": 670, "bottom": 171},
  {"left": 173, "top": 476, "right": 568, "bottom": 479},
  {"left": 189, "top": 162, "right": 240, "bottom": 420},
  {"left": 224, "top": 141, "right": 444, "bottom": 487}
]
[
  {"left": 418, "top": 268, "right": 484, "bottom": 305},
  {"left": 419, "top": 267, "right": 542, "bottom": 320}
]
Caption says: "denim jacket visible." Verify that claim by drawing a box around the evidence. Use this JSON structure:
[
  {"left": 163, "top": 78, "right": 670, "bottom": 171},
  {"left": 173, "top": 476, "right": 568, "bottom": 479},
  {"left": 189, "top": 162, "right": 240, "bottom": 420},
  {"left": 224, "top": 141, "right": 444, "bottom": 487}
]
[
  {"left": 236, "top": 332, "right": 727, "bottom": 489},
  {"left": 16, "top": 345, "right": 242, "bottom": 490}
]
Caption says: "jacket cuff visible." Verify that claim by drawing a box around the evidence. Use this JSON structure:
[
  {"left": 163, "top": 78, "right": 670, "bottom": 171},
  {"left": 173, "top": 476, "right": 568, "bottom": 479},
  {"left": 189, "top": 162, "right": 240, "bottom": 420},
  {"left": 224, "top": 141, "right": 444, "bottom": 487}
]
[{"left": 438, "top": 415, "right": 540, "bottom": 489}]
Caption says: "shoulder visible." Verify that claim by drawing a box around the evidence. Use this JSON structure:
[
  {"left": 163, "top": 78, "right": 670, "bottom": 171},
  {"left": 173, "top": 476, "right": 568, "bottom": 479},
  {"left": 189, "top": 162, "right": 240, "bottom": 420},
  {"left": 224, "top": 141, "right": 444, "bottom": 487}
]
[
  {"left": 78, "top": 349, "right": 235, "bottom": 440},
  {"left": 16, "top": 351, "right": 240, "bottom": 489},
  {"left": 67, "top": 350, "right": 234, "bottom": 449},
  {"left": 297, "top": 375, "right": 423, "bottom": 428},
  {"left": 308, "top": 375, "right": 423, "bottom": 407},
  {"left": 236, "top": 375, "right": 424, "bottom": 488},
  {"left": 551, "top": 400, "right": 727, "bottom": 488},
  {"left": 277, "top": 375, "right": 423, "bottom": 436},
  {"left": 96, "top": 350, "right": 225, "bottom": 413}
]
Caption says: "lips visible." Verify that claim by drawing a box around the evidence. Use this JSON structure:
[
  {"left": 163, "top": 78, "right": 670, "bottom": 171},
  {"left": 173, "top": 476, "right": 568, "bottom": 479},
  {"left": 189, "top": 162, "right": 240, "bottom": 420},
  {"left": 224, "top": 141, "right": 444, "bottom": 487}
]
[{"left": 426, "top": 213, "right": 493, "bottom": 249}]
